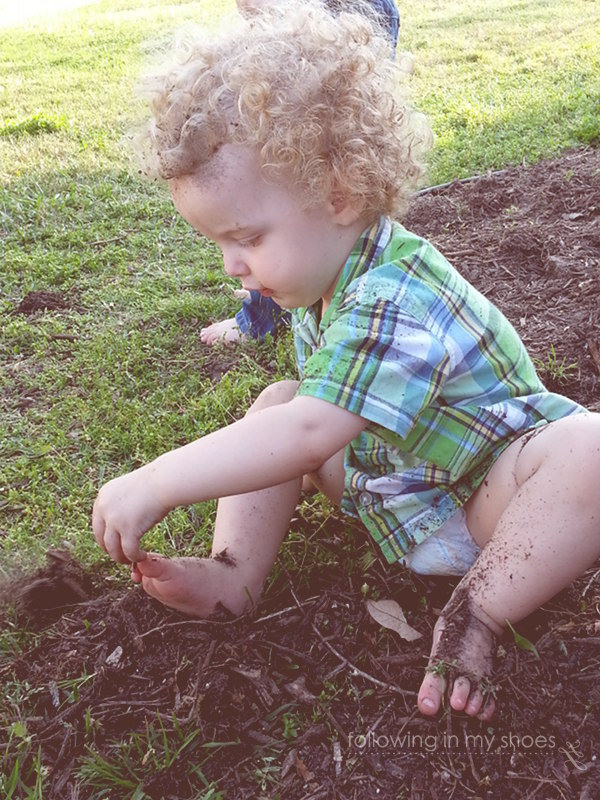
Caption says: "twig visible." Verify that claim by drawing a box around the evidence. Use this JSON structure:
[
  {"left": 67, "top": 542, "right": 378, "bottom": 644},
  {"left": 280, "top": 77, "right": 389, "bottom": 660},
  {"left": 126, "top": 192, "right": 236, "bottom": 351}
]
[
  {"left": 492, "top": 259, "right": 516, "bottom": 279},
  {"left": 257, "top": 638, "right": 318, "bottom": 666},
  {"left": 505, "top": 676, "right": 533, "bottom": 704},
  {"left": 582, "top": 566, "right": 600, "bottom": 597},
  {"left": 506, "top": 773, "right": 568, "bottom": 799},
  {"left": 325, "top": 708, "right": 348, "bottom": 740},
  {"left": 136, "top": 615, "right": 241, "bottom": 640},
  {"left": 287, "top": 580, "right": 314, "bottom": 620},
  {"left": 202, "top": 638, "right": 217, "bottom": 670},
  {"left": 416, "top": 168, "right": 510, "bottom": 197},
  {"left": 310, "top": 620, "right": 416, "bottom": 698},
  {"left": 92, "top": 699, "right": 164, "bottom": 716},
  {"left": 525, "top": 780, "right": 552, "bottom": 800},
  {"left": 253, "top": 598, "right": 319, "bottom": 624},
  {"left": 377, "top": 652, "right": 426, "bottom": 665},
  {"left": 587, "top": 338, "right": 600, "bottom": 377},
  {"left": 364, "top": 698, "right": 397, "bottom": 737},
  {"left": 463, "top": 729, "right": 481, "bottom": 784},
  {"left": 298, "top": 788, "right": 329, "bottom": 800}
]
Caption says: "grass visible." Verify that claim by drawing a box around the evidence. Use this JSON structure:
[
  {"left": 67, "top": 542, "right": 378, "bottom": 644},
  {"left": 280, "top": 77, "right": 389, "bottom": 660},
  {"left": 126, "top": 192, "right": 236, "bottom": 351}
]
[
  {"left": 533, "top": 344, "right": 579, "bottom": 386},
  {"left": 1, "top": 0, "right": 598, "bottom": 565},
  {"left": 1, "top": 0, "right": 599, "bottom": 795},
  {"left": 407, "top": 0, "right": 600, "bottom": 180}
]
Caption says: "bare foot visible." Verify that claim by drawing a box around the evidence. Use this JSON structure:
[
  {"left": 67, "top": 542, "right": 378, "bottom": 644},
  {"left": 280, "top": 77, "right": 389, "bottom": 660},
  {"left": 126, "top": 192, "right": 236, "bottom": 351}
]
[
  {"left": 418, "top": 587, "right": 502, "bottom": 720},
  {"left": 200, "top": 318, "right": 245, "bottom": 345},
  {"left": 131, "top": 553, "right": 258, "bottom": 617}
]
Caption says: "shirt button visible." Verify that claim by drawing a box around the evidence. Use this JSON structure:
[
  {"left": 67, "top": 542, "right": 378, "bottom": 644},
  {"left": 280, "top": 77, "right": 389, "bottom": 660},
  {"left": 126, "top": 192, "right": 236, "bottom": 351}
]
[{"left": 359, "top": 491, "right": 372, "bottom": 506}]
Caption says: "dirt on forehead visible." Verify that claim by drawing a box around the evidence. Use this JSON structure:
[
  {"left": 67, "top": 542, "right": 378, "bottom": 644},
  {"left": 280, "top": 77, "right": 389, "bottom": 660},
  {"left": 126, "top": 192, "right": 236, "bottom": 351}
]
[{"left": 1, "top": 146, "right": 599, "bottom": 800}]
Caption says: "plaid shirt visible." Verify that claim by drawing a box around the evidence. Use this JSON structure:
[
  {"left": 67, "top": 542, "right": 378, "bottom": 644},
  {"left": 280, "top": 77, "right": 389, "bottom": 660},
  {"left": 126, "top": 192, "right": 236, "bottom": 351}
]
[{"left": 293, "top": 217, "right": 585, "bottom": 563}]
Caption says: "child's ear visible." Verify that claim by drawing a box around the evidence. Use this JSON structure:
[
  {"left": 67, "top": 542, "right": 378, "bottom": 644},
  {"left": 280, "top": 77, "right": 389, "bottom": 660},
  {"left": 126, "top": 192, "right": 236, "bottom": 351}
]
[{"left": 329, "top": 192, "right": 364, "bottom": 226}]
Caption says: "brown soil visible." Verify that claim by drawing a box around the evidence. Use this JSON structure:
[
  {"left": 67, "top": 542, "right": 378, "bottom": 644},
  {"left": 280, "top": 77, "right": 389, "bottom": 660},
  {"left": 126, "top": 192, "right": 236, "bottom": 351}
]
[{"left": 2, "top": 146, "right": 599, "bottom": 799}]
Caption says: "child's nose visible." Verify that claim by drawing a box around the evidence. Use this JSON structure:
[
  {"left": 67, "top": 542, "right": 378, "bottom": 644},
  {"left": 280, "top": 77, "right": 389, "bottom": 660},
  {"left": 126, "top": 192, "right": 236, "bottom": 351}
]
[{"left": 222, "top": 248, "right": 250, "bottom": 278}]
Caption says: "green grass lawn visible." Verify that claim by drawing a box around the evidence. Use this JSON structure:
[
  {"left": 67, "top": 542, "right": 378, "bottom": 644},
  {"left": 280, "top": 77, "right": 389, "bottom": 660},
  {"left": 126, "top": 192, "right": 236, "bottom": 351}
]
[
  {"left": 1, "top": 0, "right": 599, "bottom": 795},
  {"left": 1, "top": 0, "right": 599, "bottom": 569},
  {"left": 1, "top": 0, "right": 599, "bottom": 572}
]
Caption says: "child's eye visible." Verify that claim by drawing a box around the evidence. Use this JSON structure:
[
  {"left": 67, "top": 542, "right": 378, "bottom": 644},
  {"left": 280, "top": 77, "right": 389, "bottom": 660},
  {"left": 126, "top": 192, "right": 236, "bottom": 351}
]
[{"left": 240, "top": 235, "right": 262, "bottom": 248}]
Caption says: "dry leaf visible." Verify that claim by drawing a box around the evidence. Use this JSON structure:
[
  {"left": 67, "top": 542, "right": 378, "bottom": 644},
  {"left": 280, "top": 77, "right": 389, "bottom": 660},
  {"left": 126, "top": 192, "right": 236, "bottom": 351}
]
[
  {"left": 283, "top": 675, "right": 317, "bottom": 704},
  {"left": 294, "top": 754, "right": 315, "bottom": 783},
  {"left": 365, "top": 598, "right": 422, "bottom": 641}
]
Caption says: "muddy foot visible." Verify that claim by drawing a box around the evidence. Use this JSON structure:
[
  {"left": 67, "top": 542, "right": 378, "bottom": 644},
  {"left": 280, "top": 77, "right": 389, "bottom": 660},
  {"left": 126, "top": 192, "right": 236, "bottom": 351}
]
[
  {"left": 418, "top": 587, "right": 502, "bottom": 720},
  {"left": 131, "top": 553, "right": 256, "bottom": 617}
]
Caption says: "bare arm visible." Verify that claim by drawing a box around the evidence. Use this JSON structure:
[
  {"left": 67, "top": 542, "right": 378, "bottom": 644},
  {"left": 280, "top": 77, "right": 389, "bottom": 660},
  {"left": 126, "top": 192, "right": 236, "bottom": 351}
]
[{"left": 92, "top": 394, "right": 367, "bottom": 562}]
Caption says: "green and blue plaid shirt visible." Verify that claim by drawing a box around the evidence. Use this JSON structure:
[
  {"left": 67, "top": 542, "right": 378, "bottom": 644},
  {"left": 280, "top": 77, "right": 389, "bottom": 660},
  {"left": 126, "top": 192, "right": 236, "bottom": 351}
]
[{"left": 293, "top": 216, "right": 585, "bottom": 563}]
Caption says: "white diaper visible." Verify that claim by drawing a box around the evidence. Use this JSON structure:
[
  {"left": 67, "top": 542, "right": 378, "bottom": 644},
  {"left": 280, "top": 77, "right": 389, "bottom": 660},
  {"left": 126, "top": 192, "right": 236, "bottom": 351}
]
[{"left": 400, "top": 508, "right": 481, "bottom": 576}]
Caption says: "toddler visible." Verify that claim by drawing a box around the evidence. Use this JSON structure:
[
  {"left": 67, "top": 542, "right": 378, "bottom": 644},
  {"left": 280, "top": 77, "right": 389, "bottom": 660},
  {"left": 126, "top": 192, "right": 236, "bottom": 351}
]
[
  {"left": 200, "top": 0, "right": 400, "bottom": 345},
  {"left": 93, "top": 1, "right": 600, "bottom": 720}
]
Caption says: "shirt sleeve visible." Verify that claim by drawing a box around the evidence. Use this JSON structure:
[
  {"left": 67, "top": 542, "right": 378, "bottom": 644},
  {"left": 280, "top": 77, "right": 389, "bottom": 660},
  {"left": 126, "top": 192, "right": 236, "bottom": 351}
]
[{"left": 295, "top": 293, "right": 450, "bottom": 440}]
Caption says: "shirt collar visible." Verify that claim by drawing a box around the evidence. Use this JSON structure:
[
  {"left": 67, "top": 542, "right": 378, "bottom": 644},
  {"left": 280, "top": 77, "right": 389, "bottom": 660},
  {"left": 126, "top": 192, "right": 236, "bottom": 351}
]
[{"left": 320, "top": 215, "right": 392, "bottom": 330}]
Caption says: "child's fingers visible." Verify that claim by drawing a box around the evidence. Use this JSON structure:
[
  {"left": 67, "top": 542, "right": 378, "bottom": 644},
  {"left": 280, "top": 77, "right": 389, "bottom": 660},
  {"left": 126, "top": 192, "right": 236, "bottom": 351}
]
[
  {"left": 101, "top": 526, "right": 129, "bottom": 563},
  {"left": 91, "top": 502, "right": 106, "bottom": 550},
  {"left": 101, "top": 526, "right": 144, "bottom": 565}
]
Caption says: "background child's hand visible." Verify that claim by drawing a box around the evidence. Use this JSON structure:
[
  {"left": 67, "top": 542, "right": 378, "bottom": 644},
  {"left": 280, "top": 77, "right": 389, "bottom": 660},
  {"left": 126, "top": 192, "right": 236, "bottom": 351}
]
[{"left": 92, "top": 465, "right": 171, "bottom": 565}]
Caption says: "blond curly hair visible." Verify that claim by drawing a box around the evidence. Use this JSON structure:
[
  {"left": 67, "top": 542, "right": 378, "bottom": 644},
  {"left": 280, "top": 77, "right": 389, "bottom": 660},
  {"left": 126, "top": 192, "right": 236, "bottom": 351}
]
[{"left": 135, "top": 0, "right": 432, "bottom": 218}]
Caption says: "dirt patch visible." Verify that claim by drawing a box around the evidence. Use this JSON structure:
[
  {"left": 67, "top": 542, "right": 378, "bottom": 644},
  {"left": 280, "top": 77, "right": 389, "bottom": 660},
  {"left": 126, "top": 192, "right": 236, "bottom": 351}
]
[
  {"left": 2, "top": 146, "right": 600, "bottom": 799},
  {"left": 3, "top": 551, "right": 600, "bottom": 799},
  {"left": 15, "top": 290, "right": 76, "bottom": 316}
]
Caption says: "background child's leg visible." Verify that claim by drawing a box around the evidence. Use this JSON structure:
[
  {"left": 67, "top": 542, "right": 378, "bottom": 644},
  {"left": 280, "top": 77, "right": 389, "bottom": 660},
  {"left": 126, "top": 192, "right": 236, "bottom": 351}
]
[
  {"left": 418, "top": 412, "right": 600, "bottom": 718},
  {"left": 200, "top": 293, "right": 290, "bottom": 346}
]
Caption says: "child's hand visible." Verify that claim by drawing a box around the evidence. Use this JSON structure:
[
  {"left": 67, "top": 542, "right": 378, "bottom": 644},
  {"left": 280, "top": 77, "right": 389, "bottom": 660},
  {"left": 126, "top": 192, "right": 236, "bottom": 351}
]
[{"left": 92, "top": 465, "right": 171, "bottom": 565}]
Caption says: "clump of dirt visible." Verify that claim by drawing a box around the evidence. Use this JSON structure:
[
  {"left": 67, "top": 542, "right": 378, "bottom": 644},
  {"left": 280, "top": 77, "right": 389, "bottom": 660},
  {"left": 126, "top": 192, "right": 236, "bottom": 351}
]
[
  {"left": 15, "top": 290, "right": 74, "bottom": 315},
  {"left": 5, "top": 549, "right": 93, "bottom": 627},
  {"left": 2, "top": 146, "right": 599, "bottom": 799}
]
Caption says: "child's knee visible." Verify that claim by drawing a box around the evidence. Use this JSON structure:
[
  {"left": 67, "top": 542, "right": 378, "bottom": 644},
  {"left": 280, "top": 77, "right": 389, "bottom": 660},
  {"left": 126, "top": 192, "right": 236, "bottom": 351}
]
[
  {"left": 246, "top": 379, "right": 300, "bottom": 415},
  {"left": 516, "top": 413, "right": 600, "bottom": 502},
  {"left": 304, "top": 449, "right": 346, "bottom": 505}
]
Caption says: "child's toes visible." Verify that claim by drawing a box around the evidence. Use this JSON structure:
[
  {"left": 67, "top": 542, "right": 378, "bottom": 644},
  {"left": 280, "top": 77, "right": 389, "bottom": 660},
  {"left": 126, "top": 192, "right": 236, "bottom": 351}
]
[
  {"left": 135, "top": 553, "right": 170, "bottom": 579},
  {"left": 452, "top": 681, "right": 495, "bottom": 720},
  {"left": 449, "top": 675, "right": 472, "bottom": 712},
  {"left": 417, "top": 672, "right": 444, "bottom": 716},
  {"left": 478, "top": 694, "right": 496, "bottom": 721}
]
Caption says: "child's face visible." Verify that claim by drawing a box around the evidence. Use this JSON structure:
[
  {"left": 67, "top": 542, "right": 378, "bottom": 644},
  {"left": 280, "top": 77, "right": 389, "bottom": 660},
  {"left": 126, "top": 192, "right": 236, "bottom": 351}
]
[{"left": 169, "top": 145, "right": 363, "bottom": 310}]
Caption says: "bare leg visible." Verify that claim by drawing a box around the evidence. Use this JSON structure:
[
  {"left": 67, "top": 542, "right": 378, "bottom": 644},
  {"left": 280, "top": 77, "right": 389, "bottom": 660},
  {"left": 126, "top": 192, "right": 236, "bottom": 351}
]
[
  {"left": 418, "top": 412, "right": 600, "bottom": 718},
  {"left": 200, "top": 317, "right": 245, "bottom": 345},
  {"left": 135, "top": 381, "right": 301, "bottom": 615},
  {"left": 135, "top": 381, "right": 347, "bottom": 617}
]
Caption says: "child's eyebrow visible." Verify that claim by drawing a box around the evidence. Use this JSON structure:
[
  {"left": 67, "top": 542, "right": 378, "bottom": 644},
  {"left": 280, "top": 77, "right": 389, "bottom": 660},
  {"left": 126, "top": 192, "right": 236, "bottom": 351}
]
[{"left": 219, "top": 224, "right": 260, "bottom": 238}]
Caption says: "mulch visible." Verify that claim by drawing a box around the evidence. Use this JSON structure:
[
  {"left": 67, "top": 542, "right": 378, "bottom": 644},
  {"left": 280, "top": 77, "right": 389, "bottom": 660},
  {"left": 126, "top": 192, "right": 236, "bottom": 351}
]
[{"left": 2, "top": 145, "right": 599, "bottom": 799}]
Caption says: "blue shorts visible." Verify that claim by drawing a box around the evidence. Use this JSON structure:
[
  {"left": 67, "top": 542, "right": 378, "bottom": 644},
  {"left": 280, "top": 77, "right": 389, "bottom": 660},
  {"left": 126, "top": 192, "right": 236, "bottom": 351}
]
[
  {"left": 234, "top": 291, "right": 290, "bottom": 339},
  {"left": 399, "top": 508, "right": 481, "bottom": 576}
]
